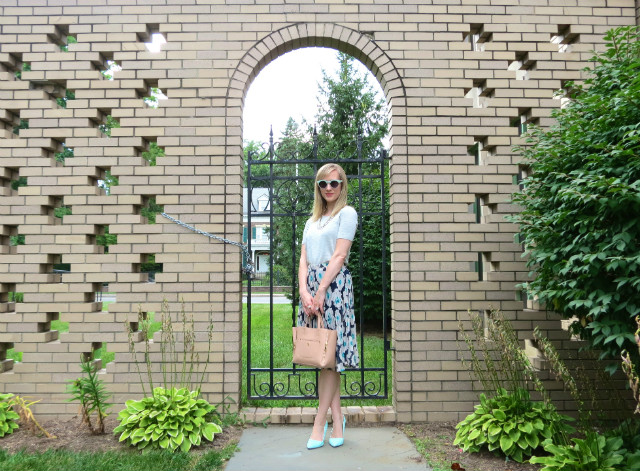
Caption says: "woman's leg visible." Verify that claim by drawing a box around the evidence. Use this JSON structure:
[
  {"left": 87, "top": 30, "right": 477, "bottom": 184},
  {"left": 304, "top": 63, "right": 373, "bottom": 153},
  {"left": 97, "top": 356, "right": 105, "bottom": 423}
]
[
  {"left": 329, "top": 375, "right": 343, "bottom": 438},
  {"left": 310, "top": 369, "right": 340, "bottom": 440}
]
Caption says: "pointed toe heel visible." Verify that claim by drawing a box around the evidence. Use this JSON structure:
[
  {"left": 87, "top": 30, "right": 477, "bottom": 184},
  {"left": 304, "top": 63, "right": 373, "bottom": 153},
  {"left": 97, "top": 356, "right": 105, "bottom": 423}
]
[
  {"left": 307, "top": 422, "right": 328, "bottom": 450},
  {"left": 329, "top": 416, "right": 347, "bottom": 448},
  {"left": 306, "top": 438, "right": 324, "bottom": 449}
]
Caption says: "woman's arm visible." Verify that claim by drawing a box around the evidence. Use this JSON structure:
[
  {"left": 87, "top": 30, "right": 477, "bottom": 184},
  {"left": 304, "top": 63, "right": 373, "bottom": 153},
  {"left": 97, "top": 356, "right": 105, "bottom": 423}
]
[
  {"left": 312, "top": 238, "right": 353, "bottom": 315},
  {"left": 298, "top": 244, "right": 315, "bottom": 317}
]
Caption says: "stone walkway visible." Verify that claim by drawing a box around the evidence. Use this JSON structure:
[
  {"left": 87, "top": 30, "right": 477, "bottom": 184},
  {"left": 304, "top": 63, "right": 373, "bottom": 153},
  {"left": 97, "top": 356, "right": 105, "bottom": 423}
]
[{"left": 224, "top": 424, "right": 429, "bottom": 471}]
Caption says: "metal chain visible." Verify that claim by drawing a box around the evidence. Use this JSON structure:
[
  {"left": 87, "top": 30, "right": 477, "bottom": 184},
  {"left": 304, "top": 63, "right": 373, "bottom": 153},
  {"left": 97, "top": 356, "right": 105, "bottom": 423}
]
[{"left": 160, "top": 212, "right": 255, "bottom": 277}]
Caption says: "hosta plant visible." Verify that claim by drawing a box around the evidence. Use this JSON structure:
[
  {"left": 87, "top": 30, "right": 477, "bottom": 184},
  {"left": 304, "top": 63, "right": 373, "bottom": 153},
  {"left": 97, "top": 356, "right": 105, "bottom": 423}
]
[
  {"left": 530, "top": 434, "right": 624, "bottom": 471},
  {"left": 114, "top": 387, "right": 222, "bottom": 452},
  {"left": 0, "top": 393, "right": 19, "bottom": 437},
  {"left": 454, "top": 388, "right": 572, "bottom": 463}
]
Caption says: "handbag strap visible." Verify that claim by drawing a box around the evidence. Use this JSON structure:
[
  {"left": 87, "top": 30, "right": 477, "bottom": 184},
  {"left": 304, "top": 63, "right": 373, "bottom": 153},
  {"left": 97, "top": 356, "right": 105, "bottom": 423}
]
[{"left": 310, "top": 313, "right": 325, "bottom": 329}]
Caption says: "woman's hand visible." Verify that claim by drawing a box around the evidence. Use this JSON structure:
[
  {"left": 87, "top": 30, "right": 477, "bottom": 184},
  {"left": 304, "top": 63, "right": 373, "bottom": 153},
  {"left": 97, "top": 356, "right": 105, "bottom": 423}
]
[
  {"left": 300, "top": 290, "right": 316, "bottom": 317},
  {"left": 312, "top": 287, "right": 327, "bottom": 315}
]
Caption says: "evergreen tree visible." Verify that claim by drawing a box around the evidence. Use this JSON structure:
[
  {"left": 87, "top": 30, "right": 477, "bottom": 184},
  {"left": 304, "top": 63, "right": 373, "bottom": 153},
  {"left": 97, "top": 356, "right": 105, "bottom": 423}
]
[{"left": 314, "top": 52, "right": 390, "bottom": 327}]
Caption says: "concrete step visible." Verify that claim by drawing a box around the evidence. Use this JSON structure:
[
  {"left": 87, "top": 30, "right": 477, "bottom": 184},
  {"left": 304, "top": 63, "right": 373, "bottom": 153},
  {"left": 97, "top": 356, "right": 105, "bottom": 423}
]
[{"left": 241, "top": 405, "right": 396, "bottom": 425}]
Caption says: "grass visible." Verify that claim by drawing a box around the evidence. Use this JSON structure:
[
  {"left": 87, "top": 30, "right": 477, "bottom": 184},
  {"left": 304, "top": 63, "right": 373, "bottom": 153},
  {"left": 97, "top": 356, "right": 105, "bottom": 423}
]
[
  {"left": 0, "top": 445, "right": 237, "bottom": 471},
  {"left": 402, "top": 426, "right": 454, "bottom": 471},
  {"left": 242, "top": 302, "right": 392, "bottom": 408}
]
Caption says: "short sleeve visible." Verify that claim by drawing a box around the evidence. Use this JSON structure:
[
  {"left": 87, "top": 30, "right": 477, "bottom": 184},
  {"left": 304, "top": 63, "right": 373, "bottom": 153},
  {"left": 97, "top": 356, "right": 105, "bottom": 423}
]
[{"left": 337, "top": 206, "right": 358, "bottom": 241}]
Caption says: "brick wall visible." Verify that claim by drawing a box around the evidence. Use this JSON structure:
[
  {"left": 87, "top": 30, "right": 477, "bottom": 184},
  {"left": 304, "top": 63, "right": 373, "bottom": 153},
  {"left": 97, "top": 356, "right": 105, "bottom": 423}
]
[{"left": 0, "top": 0, "right": 636, "bottom": 421}]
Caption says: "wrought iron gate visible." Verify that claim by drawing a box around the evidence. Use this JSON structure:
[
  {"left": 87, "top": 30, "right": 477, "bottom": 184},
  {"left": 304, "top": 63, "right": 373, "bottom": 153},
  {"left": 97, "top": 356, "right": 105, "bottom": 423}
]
[{"left": 245, "top": 131, "right": 390, "bottom": 400}]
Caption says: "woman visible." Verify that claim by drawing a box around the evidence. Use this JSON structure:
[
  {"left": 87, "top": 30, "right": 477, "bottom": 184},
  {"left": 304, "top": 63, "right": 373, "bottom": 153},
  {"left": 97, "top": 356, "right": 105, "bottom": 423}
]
[{"left": 298, "top": 163, "right": 359, "bottom": 449}]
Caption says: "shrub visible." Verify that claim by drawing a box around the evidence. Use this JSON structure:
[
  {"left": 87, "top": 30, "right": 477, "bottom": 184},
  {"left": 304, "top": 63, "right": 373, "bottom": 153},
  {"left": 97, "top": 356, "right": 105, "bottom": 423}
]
[
  {"left": 113, "top": 387, "right": 222, "bottom": 452},
  {"left": 530, "top": 435, "right": 624, "bottom": 471},
  {"left": 606, "top": 419, "right": 640, "bottom": 471},
  {"left": 116, "top": 300, "right": 221, "bottom": 451},
  {"left": 510, "top": 25, "right": 640, "bottom": 373},
  {"left": 530, "top": 328, "right": 639, "bottom": 470},
  {"left": 454, "top": 388, "right": 572, "bottom": 463},
  {"left": 0, "top": 393, "right": 19, "bottom": 437},
  {"left": 457, "top": 310, "right": 574, "bottom": 462}
]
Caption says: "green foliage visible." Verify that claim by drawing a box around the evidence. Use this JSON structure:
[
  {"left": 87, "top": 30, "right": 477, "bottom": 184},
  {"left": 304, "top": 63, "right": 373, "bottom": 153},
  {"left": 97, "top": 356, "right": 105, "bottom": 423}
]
[
  {"left": 314, "top": 52, "right": 390, "bottom": 325},
  {"left": 247, "top": 53, "right": 391, "bottom": 325},
  {"left": 142, "top": 142, "right": 165, "bottom": 166},
  {"left": 454, "top": 388, "right": 572, "bottom": 463},
  {"left": 10, "top": 176, "right": 27, "bottom": 191},
  {"left": 126, "top": 300, "right": 214, "bottom": 397},
  {"left": 0, "top": 393, "right": 20, "bottom": 437},
  {"left": 12, "top": 119, "right": 29, "bottom": 135},
  {"left": 606, "top": 419, "right": 640, "bottom": 470},
  {"left": 113, "top": 387, "right": 222, "bottom": 452},
  {"left": 55, "top": 143, "right": 74, "bottom": 163},
  {"left": 99, "top": 171, "right": 119, "bottom": 195},
  {"left": 66, "top": 356, "right": 113, "bottom": 434},
  {"left": 99, "top": 115, "right": 120, "bottom": 136},
  {"left": 510, "top": 26, "right": 640, "bottom": 373},
  {"left": 9, "top": 235, "right": 25, "bottom": 246},
  {"left": 56, "top": 89, "right": 75, "bottom": 108},
  {"left": 530, "top": 435, "right": 624, "bottom": 471},
  {"left": 532, "top": 327, "right": 640, "bottom": 470},
  {"left": 96, "top": 226, "right": 117, "bottom": 253},
  {"left": 0, "top": 446, "right": 237, "bottom": 471},
  {"left": 119, "top": 301, "right": 221, "bottom": 453},
  {"left": 315, "top": 52, "right": 389, "bottom": 159},
  {"left": 347, "top": 170, "right": 391, "bottom": 324},
  {"left": 54, "top": 206, "right": 72, "bottom": 219},
  {"left": 60, "top": 35, "right": 77, "bottom": 52},
  {"left": 140, "top": 254, "right": 163, "bottom": 277},
  {"left": 141, "top": 197, "right": 163, "bottom": 224},
  {"left": 13, "top": 63, "right": 30, "bottom": 80},
  {"left": 459, "top": 310, "right": 548, "bottom": 399},
  {"left": 242, "top": 303, "right": 392, "bottom": 408},
  {"left": 8, "top": 292, "right": 23, "bottom": 303},
  {"left": 143, "top": 88, "right": 162, "bottom": 108}
]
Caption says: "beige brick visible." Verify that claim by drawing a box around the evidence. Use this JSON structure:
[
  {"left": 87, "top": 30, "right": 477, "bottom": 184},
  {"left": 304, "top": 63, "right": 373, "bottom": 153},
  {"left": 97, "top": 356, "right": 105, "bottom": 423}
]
[{"left": 0, "top": 0, "right": 632, "bottom": 424}]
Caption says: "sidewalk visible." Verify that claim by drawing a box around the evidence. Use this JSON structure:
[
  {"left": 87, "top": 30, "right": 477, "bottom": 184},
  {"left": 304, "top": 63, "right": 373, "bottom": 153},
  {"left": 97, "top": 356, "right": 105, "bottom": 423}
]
[{"left": 224, "top": 424, "right": 429, "bottom": 471}]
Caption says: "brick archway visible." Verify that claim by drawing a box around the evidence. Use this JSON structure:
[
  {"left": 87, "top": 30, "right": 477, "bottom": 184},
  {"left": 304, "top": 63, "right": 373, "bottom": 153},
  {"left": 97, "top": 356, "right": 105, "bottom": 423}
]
[{"left": 225, "top": 23, "right": 408, "bottom": 414}]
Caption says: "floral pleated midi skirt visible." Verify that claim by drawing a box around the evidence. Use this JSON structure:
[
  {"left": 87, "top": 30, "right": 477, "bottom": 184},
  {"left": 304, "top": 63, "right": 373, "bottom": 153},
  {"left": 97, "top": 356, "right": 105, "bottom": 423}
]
[{"left": 297, "top": 263, "right": 359, "bottom": 372}]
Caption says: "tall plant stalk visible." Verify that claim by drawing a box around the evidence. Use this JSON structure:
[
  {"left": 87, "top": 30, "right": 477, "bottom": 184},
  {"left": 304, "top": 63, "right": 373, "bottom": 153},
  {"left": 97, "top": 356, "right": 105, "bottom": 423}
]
[
  {"left": 621, "top": 316, "right": 640, "bottom": 415},
  {"left": 459, "top": 309, "right": 550, "bottom": 408},
  {"left": 126, "top": 298, "right": 215, "bottom": 398}
]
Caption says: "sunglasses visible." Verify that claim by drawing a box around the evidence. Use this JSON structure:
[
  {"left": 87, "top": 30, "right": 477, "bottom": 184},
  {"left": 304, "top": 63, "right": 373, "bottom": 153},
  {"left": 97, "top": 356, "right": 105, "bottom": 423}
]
[{"left": 316, "top": 179, "right": 342, "bottom": 189}]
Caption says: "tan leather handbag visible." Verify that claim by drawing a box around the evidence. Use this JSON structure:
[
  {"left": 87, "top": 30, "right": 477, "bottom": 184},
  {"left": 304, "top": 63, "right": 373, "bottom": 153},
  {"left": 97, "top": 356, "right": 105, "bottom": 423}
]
[{"left": 292, "top": 315, "right": 337, "bottom": 369}]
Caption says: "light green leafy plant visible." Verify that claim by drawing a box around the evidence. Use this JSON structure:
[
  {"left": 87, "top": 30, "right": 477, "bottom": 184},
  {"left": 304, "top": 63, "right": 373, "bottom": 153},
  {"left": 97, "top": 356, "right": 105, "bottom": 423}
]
[
  {"left": 0, "top": 393, "right": 19, "bottom": 437},
  {"left": 113, "top": 387, "right": 222, "bottom": 452},
  {"left": 530, "top": 435, "right": 624, "bottom": 471},
  {"left": 454, "top": 388, "right": 572, "bottom": 463}
]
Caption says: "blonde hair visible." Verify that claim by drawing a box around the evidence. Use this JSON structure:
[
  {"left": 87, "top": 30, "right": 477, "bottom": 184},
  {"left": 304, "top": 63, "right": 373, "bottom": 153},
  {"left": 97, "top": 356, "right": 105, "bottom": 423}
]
[{"left": 311, "top": 163, "right": 349, "bottom": 222}]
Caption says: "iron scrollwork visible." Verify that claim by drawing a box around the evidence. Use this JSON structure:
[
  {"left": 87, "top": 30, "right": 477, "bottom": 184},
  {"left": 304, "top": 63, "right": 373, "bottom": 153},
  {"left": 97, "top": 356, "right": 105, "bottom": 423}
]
[{"left": 246, "top": 130, "right": 390, "bottom": 400}]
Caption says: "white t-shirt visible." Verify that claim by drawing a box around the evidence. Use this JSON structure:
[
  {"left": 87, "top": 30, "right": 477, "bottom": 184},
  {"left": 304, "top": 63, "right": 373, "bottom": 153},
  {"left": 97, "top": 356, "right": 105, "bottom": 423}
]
[{"left": 302, "top": 206, "right": 358, "bottom": 266}]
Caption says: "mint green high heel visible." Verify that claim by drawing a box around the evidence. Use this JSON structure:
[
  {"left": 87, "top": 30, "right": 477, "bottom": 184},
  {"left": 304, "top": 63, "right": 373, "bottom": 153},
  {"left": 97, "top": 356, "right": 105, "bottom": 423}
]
[
  {"left": 306, "top": 422, "right": 328, "bottom": 450},
  {"left": 329, "top": 416, "right": 346, "bottom": 448}
]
